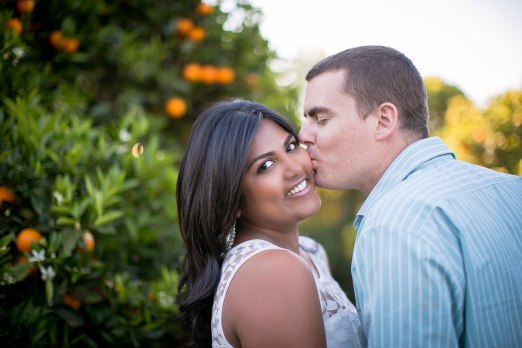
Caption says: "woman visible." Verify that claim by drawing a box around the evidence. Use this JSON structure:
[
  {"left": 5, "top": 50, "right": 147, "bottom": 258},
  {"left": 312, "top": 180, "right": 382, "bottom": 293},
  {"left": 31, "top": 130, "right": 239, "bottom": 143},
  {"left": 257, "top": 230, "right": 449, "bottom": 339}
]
[{"left": 177, "top": 100, "right": 365, "bottom": 347}]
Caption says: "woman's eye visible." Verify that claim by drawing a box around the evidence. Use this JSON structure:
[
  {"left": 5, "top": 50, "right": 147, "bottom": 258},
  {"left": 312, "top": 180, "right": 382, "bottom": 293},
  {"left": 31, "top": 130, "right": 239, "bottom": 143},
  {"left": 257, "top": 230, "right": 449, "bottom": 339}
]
[
  {"left": 257, "top": 160, "right": 275, "bottom": 173},
  {"left": 287, "top": 141, "right": 298, "bottom": 152}
]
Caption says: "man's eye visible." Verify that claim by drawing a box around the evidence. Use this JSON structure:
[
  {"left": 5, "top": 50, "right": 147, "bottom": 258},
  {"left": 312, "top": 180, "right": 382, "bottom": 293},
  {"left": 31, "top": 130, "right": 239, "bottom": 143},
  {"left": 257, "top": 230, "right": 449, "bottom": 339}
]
[
  {"left": 287, "top": 141, "right": 298, "bottom": 152},
  {"left": 317, "top": 118, "right": 328, "bottom": 125},
  {"left": 257, "top": 160, "right": 275, "bottom": 173}
]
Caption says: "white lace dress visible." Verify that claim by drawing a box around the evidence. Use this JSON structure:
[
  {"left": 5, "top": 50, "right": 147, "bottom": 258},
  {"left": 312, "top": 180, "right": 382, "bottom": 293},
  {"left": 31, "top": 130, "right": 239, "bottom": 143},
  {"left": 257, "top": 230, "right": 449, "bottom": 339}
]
[{"left": 211, "top": 236, "right": 367, "bottom": 347}]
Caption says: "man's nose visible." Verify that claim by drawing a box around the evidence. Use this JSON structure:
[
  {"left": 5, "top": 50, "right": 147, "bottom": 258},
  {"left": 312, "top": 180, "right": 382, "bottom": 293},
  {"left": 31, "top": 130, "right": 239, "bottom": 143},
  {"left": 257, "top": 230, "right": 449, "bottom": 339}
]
[{"left": 298, "top": 118, "right": 315, "bottom": 146}]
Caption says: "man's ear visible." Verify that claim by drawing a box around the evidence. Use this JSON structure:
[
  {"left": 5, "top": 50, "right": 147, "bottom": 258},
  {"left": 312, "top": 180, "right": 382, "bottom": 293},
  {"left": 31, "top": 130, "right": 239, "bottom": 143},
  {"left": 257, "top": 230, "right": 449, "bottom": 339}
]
[{"left": 375, "top": 102, "right": 399, "bottom": 140}]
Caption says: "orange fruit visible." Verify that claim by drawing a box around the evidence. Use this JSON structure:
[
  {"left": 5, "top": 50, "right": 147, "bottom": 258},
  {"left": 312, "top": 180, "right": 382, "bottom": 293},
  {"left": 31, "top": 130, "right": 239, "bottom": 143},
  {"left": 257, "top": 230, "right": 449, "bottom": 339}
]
[
  {"left": 16, "top": 228, "right": 42, "bottom": 252},
  {"left": 5, "top": 18, "right": 23, "bottom": 35},
  {"left": 187, "top": 26, "right": 205, "bottom": 43},
  {"left": 165, "top": 97, "right": 187, "bottom": 119},
  {"left": 177, "top": 18, "right": 193, "bottom": 37},
  {"left": 200, "top": 65, "right": 218, "bottom": 84},
  {"left": 63, "top": 294, "right": 82, "bottom": 310},
  {"left": 244, "top": 73, "right": 258, "bottom": 87},
  {"left": 61, "top": 37, "right": 79, "bottom": 53},
  {"left": 182, "top": 63, "right": 202, "bottom": 82},
  {"left": 196, "top": 3, "right": 214, "bottom": 16},
  {"left": 49, "top": 30, "right": 63, "bottom": 48},
  {"left": 17, "top": 0, "right": 35, "bottom": 14},
  {"left": 0, "top": 186, "right": 16, "bottom": 204},
  {"left": 216, "top": 67, "right": 235, "bottom": 84},
  {"left": 82, "top": 231, "right": 95, "bottom": 252}
]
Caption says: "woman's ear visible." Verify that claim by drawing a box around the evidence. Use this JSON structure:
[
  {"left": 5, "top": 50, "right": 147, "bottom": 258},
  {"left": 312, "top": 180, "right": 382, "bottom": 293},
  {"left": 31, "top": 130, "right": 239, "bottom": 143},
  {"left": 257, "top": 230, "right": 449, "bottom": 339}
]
[{"left": 375, "top": 102, "right": 399, "bottom": 140}]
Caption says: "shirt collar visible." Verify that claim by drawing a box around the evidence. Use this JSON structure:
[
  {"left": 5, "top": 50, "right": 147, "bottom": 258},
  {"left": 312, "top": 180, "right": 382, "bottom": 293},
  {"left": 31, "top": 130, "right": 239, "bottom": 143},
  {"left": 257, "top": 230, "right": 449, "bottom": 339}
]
[{"left": 354, "top": 136, "right": 455, "bottom": 231}]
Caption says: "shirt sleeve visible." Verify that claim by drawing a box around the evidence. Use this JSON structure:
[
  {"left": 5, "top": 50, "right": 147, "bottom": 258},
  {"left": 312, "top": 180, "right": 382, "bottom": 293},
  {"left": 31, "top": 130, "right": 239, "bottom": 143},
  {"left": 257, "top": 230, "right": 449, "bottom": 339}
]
[{"left": 351, "top": 216, "right": 466, "bottom": 347}]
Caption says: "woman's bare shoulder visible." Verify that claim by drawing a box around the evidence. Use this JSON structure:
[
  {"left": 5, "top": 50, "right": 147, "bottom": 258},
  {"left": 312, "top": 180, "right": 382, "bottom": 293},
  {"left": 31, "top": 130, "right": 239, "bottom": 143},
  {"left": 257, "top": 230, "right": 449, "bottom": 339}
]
[{"left": 222, "top": 248, "right": 326, "bottom": 347}]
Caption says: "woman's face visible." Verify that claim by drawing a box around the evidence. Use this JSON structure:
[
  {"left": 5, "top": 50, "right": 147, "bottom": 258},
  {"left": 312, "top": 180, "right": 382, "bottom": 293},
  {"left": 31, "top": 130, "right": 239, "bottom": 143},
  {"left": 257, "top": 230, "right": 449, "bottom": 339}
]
[{"left": 239, "top": 119, "right": 321, "bottom": 230}]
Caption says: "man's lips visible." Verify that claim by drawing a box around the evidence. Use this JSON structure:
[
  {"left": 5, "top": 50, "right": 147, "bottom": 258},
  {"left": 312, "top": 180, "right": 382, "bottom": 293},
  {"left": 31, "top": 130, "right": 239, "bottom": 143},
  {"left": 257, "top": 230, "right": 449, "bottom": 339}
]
[{"left": 306, "top": 146, "right": 317, "bottom": 160}]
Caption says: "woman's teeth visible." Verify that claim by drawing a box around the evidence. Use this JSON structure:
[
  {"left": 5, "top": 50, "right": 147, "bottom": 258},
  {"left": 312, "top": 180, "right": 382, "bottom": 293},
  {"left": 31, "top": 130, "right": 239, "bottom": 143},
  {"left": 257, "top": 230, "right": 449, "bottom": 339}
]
[{"left": 287, "top": 180, "right": 307, "bottom": 196}]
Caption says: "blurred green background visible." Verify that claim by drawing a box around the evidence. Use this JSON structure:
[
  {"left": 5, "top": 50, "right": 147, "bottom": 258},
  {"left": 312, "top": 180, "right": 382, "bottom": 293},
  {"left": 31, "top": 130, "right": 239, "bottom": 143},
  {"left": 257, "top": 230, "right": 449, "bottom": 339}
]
[{"left": 1, "top": 0, "right": 521, "bottom": 346}]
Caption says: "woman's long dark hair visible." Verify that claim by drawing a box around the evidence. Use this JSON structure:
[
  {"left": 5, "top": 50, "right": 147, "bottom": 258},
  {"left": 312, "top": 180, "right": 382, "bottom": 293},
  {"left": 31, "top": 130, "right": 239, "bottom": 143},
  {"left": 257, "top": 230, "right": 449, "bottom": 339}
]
[{"left": 176, "top": 99, "right": 297, "bottom": 346}]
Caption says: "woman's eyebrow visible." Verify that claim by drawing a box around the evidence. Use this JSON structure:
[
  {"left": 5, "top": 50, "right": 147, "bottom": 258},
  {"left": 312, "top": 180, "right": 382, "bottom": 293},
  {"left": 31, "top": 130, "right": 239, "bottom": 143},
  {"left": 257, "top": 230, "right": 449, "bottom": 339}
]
[
  {"left": 248, "top": 151, "right": 274, "bottom": 169},
  {"left": 283, "top": 133, "right": 293, "bottom": 147},
  {"left": 247, "top": 133, "right": 293, "bottom": 169}
]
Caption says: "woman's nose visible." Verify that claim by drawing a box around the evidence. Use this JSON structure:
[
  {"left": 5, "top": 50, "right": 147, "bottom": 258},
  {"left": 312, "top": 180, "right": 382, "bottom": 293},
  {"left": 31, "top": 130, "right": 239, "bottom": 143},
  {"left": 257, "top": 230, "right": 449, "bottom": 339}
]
[{"left": 282, "top": 154, "right": 303, "bottom": 180}]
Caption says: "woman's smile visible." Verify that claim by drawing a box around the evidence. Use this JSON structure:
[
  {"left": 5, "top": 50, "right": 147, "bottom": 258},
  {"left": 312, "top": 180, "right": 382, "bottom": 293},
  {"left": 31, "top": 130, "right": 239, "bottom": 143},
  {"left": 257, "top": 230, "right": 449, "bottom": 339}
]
[{"left": 286, "top": 178, "right": 311, "bottom": 197}]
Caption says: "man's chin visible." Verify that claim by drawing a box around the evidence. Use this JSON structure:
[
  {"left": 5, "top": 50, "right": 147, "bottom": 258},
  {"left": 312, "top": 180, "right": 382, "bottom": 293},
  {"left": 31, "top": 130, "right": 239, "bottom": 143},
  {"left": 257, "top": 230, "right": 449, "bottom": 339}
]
[
  {"left": 313, "top": 174, "right": 327, "bottom": 189},
  {"left": 314, "top": 175, "right": 342, "bottom": 191}
]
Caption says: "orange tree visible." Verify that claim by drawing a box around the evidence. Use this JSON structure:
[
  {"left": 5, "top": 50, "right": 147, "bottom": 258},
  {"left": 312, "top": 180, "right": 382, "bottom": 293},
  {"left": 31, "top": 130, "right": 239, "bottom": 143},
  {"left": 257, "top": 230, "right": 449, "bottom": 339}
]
[
  {"left": 440, "top": 90, "right": 522, "bottom": 174},
  {"left": 424, "top": 76, "right": 464, "bottom": 132},
  {"left": 482, "top": 91, "right": 522, "bottom": 174},
  {"left": 1, "top": 0, "right": 298, "bottom": 346}
]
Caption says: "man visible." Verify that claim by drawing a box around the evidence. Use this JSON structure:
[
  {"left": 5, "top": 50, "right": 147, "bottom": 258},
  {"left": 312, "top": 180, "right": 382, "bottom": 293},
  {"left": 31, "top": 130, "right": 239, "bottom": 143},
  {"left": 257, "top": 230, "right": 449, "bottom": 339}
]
[{"left": 299, "top": 45, "right": 522, "bottom": 347}]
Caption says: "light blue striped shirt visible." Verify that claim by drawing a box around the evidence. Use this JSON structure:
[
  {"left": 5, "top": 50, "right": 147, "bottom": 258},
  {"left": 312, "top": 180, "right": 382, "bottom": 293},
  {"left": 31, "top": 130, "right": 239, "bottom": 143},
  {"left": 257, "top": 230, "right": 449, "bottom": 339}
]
[{"left": 352, "top": 136, "right": 522, "bottom": 347}]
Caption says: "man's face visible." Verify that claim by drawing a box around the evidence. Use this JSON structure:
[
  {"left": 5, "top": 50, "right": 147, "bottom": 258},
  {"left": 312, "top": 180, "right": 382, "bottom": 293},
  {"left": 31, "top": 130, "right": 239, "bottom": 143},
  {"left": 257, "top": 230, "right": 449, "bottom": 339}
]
[{"left": 299, "top": 70, "right": 377, "bottom": 192}]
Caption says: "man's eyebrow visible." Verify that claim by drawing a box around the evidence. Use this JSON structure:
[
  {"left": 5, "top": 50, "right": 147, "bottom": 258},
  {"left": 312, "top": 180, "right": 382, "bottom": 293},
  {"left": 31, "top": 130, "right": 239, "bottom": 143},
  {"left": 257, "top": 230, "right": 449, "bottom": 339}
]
[{"left": 304, "top": 106, "right": 329, "bottom": 118}]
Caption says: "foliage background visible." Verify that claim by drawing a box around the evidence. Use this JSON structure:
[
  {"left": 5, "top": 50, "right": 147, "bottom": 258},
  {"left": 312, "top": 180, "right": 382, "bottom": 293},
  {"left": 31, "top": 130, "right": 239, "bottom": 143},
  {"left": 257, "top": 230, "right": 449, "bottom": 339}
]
[{"left": 1, "top": 0, "right": 521, "bottom": 346}]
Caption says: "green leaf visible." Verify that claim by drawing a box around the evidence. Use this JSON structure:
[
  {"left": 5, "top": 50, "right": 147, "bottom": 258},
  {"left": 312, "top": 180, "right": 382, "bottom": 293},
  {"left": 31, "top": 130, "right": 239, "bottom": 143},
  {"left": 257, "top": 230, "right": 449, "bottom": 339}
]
[
  {"left": 57, "top": 217, "right": 76, "bottom": 226},
  {"left": 46, "top": 278, "right": 54, "bottom": 306},
  {"left": 48, "top": 232, "right": 62, "bottom": 253},
  {"left": 72, "top": 198, "right": 90, "bottom": 219},
  {"left": 61, "top": 228, "right": 82, "bottom": 255},
  {"left": 0, "top": 233, "right": 14, "bottom": 247},
  {"left": 120, "top": 178, "right": 140, "bottom": 192},
  {"left": 50, "top": 205, "right": 72, "bottom": 215},
  {"left": 85, "top": 176, "right": 94, "bottom": 198},
  {"left": 8, "top": 262, "right": 34, "bottom": 282},
  {"left": 94, "top": 210, "right": 123, "bottom": 227},
  {"left": 75, "top": 283, "right": 107, "bottom": 304},
  {"left": 53, "top": 307, "right": 84, "bottom": 327},
  {"left": 94, "top": 191, "right": 103, "bottom": 217}
]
